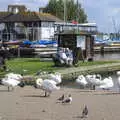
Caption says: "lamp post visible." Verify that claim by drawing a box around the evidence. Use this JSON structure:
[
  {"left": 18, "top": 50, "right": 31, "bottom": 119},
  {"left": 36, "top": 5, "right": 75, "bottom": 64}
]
[
  {"left": 76, "top": 0, "right": 79, "bottom": 33},
  {"left": 64, "top": 0, "right": 67, "bottom": 25}
]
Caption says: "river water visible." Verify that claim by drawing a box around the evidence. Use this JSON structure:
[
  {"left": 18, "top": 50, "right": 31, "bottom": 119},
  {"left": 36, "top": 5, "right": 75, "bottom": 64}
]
[
  {"left": 63, "top": 53, "right": 120, "bottom": 92},
  {"left": 94, "top": 53, "right": 120, "bottom": 61}
]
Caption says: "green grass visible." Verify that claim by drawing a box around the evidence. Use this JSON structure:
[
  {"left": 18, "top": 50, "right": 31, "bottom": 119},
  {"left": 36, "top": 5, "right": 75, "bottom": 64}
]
[
  {"left": 5, "top": 58, "right": 120, "bottom": 75},
  {"left": 6, "top": 58, "right": 57, "bottom": 75}
]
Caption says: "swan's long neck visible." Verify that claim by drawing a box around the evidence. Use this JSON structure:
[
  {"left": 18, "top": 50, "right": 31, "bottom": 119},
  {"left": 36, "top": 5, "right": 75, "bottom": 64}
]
[{"left": 69, "top": 97, "right": 72, "bottom": 102}]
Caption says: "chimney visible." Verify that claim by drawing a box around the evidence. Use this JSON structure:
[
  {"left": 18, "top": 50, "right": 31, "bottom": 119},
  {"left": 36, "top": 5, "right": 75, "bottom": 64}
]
[{"left": 8, "top": 5, "right": 27, "bottom": 13}]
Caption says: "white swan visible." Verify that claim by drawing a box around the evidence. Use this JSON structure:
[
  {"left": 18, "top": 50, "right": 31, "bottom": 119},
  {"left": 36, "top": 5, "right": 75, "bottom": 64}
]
[
  {"left": 85, "top": 74, "right": 103, "bottom": 90},
  {"left": 34, "top": 78, "right": 43, "bottom": 88},
  {"left": 86, "top": 74, "right": 102, "bottom": 86},
  {"left": 116, "top": 71, "right": 120, "bottom": 92},
  {"left": 98, "top": 76, "right": 114, "bottom": 90},
  {"left": 91, "top": 74, "right": 103, "bottom": 86},
  {"left": 86, "top": 74, "right": 95, "bottom": 84},
  {"left": 0, "top": 73, "right": 24, "bottom": 91},
  {"left": 42, "top": 79, "right": 60, "bottom": 96},
  {"left": 35, "top": 78, "right": 60, "bottom": 97},
  {"left": 49, "top": 72, "right": 62, "bottom": 84},
  {"left": 76, "top": 75, "right": 88, "bottom": 87},
  {"left": 117, "top": 71, "right": 120, "bottom": 76},
  {"left": 1, "top": 78, "right": 20, "bottom": 91},
  {"left": 5, "top": 73, "right": 23, "bottom": 80}
]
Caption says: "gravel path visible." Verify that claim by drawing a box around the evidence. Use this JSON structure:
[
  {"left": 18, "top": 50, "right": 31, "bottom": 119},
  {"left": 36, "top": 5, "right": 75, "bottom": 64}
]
[{"left": 0, "top": 86, "right": 120, "bottom": 120}]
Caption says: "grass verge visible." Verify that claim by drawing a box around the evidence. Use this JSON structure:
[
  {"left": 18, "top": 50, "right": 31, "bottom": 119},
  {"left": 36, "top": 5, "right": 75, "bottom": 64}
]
[{"left": 4, "top": 58, "right": 120, "bottom": 75}]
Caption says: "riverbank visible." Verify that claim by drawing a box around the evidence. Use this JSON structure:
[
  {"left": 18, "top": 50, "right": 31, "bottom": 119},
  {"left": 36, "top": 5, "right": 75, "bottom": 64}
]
[
  {"left": 22, "top": 62, "right": 120, "bottom": 85},
  {"left": 56, "top": 62, "right": 120, "bottom": 81},
  {"left": 4, "top": 58, "right": 120, "bottom": 83}
]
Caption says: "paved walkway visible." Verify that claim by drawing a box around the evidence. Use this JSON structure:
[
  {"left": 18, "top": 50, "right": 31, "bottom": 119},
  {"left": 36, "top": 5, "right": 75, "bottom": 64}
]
[{"left": 56, "top": 62, "right": 120, "bottom": 79}]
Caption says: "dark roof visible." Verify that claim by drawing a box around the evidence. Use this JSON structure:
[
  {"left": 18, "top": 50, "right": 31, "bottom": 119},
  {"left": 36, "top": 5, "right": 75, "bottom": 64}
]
[
  {"left": 0, "top": 11, "right": 63, "bottom": 23},
  {"left": 37, "top": 13, "right": 63, "bottom": 22},
  {"left": 1, "top": 12, "right": 40, "bottom": 22},
  {"left": 0, "top": 12, "right": 12, "bottom": 20}
]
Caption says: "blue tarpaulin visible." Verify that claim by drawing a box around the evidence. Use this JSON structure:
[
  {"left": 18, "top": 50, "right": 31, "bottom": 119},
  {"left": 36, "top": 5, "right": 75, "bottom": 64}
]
[
  {"left": 37, "top": 40, "right": 56, "bottom": 45},
  {"left": 23, "top": 40, "right": 32, "bottom": 45},
  {"left": 23, "top": 40, "right": 57, "bottom": 45}
]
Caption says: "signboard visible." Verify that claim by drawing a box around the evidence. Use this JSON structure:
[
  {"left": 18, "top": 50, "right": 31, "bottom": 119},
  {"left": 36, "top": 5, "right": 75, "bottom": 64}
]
[{"left": 77, "top": 36, "right": 85, "bottom": 49}]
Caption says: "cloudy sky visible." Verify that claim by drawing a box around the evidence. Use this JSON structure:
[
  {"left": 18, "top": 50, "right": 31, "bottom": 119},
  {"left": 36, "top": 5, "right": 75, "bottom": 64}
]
[{"left": 0, "top": 0, "right": 120, "bottom": 33}]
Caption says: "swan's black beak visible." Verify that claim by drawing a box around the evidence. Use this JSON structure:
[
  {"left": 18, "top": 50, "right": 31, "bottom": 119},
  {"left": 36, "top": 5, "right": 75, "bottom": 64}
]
[
  {"left": 18, "top": 81, "right": 25, "bottom": 87},
  {"left": 33, "top": 83, "right": 38, "bottom": 88}
]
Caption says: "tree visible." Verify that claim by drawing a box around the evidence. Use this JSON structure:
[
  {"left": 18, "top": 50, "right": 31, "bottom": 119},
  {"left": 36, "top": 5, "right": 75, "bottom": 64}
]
[{"left": 43, "top": 0, "right": 87, "bottom": 23}]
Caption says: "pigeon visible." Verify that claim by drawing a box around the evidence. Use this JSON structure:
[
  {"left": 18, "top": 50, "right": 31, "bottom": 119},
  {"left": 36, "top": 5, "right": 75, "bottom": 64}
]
[
  {"left": 62, "top": 94, "right": 72, "bottom": 104},
  {"left": 81, "top": 105, "right": 88, "bottom": 118},
  {"left": 57, "top": 94, "right": 64, "bottom": 101}
]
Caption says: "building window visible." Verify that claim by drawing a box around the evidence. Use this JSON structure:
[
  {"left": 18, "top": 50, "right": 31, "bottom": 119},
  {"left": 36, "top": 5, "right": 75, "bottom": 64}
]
[{"left": 41, "top": 22, "right": 54, "bottom": 27}]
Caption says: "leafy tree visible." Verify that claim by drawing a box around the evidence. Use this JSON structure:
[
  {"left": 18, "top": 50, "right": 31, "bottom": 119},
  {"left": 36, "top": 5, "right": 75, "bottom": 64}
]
[
  {"left": 43, "top": 0, "right": 57, "bottom": 16},
  {"left": 43, "top": 0, "right": 87, "bottom": 23}
]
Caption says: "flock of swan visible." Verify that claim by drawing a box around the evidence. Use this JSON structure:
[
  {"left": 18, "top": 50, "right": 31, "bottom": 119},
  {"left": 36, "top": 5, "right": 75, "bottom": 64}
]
[
  {"left": 0, "top": 72, "right": 61, "bottom": 96},
  {"left": 76, "top": 71, "right": 120, "bottom": 90},
  {"left": 0, "top": 71, "right": 120, "bottom": 95},
  {"left": 76, "top": 74, "right": 112, "bottom": 90}
]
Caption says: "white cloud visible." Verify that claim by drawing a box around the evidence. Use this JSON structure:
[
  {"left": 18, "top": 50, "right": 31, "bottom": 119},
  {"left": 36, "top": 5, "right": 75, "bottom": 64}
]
[
  {"left": 79, "top": 0, "right": 120, "bottom": 32},
  {"left": 112, "top": 8, "right": 120, "bottom": 15}
]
